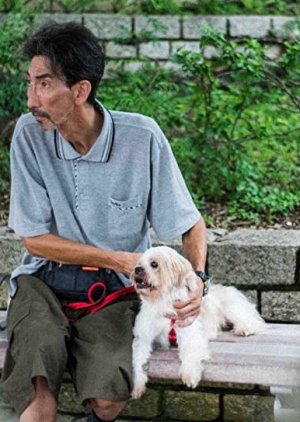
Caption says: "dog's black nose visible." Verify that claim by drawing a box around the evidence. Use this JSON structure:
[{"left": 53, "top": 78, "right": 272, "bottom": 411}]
[{"left": 135, "top": 266, "right": 144, "bottom": 275}]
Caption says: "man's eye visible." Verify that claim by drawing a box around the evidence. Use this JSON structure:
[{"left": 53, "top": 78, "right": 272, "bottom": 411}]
[{"left": 150, "top": 261, "right": 158, "bottom": 268}]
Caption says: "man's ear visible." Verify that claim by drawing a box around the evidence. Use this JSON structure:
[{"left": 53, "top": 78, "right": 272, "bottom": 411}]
[{"left": 72, "top": 80, "right": 92, "bottom": 105}]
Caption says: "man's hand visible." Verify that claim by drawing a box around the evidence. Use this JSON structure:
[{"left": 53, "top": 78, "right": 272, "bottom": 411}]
[
  {"left": 165, "top": 280, "right": 204, "bottom": 327},
  {"left": 111, "top": 251, "right": 141, "bottom": 276}
]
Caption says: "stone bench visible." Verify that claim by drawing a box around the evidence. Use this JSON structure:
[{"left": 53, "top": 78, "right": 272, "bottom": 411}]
[{"left": 0, "top": 314, "right": 299, "bottom": 421}]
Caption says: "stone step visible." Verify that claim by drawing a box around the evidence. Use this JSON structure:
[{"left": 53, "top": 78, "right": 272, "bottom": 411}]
[
  {"left": 1, "top": 227, "right": 300, "bottom": 322},
  {"left": 1, "top": 227, "right": 299, "bottom": 286}
]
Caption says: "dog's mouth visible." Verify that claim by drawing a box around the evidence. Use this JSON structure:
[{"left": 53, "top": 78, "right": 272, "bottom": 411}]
[{"left": 134, "top": 277, "right": 156, "bottom": 291}]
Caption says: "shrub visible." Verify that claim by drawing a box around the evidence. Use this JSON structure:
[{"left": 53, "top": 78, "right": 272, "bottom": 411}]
[
  {"left": 168, "top": 30, "right": 300, "bottom": 220},
  {"left": 100, "top": 29, "right": 300, "bottom": 221},
  {"left": 0, "top": 1, "right": 42, "bottom": 201}
]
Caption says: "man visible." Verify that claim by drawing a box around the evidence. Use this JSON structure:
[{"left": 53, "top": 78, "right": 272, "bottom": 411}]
[{"left": 0, "top": 22, "right": 208, "bottom": 422}]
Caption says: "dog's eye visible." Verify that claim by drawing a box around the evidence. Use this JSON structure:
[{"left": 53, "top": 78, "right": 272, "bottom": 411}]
[{"left": 150, "top": 261, "right": 158, "bottom": 268}]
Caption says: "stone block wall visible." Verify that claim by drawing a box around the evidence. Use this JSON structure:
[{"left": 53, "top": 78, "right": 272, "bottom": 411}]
[
  {"left": 54, "top": 380, "right": 275, "bottom": 421},
  {"left": 152, "top": 228, "right": 300, "bottom": 324},
  {"left": 1, "top": 226, "right": 300, "bottom": 318},
  {"left": 23, "top": 13, "right": 300, "bottom": 75}
]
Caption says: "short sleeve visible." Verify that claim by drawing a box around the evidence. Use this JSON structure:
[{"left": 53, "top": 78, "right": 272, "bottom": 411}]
[
  {"left": 8, "top": 123, "right": 52, "bottom": 237},
  {"left": 147, "top": 125, "right": 201, "bottom": 242}
]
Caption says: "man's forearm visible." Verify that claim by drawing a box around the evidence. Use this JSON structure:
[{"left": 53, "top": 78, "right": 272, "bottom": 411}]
[
  {"left": 182, "top": 218, "right": 207, "bottom": 272},
  {"left": 23, "top": 233, "right": 140, "bottom": 276}
]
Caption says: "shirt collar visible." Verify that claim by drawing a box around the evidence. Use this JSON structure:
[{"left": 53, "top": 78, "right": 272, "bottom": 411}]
[{"left": 54, "top": 100, "right": 114, "bottom": 163}]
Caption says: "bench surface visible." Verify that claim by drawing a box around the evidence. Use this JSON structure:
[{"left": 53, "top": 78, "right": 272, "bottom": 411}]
[
  {"left": 0, "top": 321, "right": 299, "bottom": 387},
  {"left": 148, "top": 324, "right": 300, "bottom": 387}
]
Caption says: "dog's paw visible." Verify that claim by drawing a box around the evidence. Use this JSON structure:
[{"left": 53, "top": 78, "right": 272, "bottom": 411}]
[
  {"left": 233, "top": 327, "right": 254, "bottom": 336},
  {"left": 181, "top": 372, "right": 202, "bottom": 389},
  {"left": 131, "top": 372, "right": 148, "bottom": 399},
  {"left": 180, "top": 365, "right": 203, "bottom": 389},
  {"left": 131, "top": 384, "right": 147, "bottom": 399},
  {"left": 234, "top": 320, "right": 266, "bottom": 337}
]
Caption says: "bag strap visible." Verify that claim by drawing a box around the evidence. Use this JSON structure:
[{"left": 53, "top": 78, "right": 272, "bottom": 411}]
[
  {"left": 63, "top": 277, "right": 176, "bottom": 345},
  {"left": 63, "top": 281, "right": 136, "bottom": 322}
]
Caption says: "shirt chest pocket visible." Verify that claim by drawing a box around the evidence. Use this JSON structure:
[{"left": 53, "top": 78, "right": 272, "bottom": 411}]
[{"left": 108, "top": 196, "right": 146, "bottom": 245}]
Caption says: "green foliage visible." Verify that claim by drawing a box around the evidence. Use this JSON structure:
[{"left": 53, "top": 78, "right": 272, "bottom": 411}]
[
  {"left": 1, "top": 0, "right": 298, "bottom": 15},
  {"left": 140, "top": 0, "right": 181, "bottom": 14},
  {"left": 100, "top": 27, "right": 300, "bottom": 222},
  {"left": 55, "top": 0, "right": 96, "bottom": 13},
  {"left": 193, "top": 0, "right": 298, "bottom": 15},
  {"left": 0, "top": 1, "right": 43, "bottom": 199},
  {"left": 51, "top": 0, "right": 299, "bottom": 15},
  {"left": 169, "top": 28, "right": 300, "bottom": 220},
  {"left": 0, "top": 1, "right": 42, "bottom": 118},
  {"left": 0, "top": 145, "right": 10, "bottom": 196}
]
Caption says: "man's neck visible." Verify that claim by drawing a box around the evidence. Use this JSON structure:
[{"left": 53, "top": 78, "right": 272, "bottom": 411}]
[{"left": 58, "top": 103, "right": 104, "bottom": 155}]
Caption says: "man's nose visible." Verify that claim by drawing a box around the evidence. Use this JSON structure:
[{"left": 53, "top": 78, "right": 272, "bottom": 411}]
[{"left": 27, "top": 86, "right": 41, "bottom": 110}]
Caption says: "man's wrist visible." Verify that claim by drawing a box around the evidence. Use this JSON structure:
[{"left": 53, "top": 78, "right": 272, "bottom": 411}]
[{"left": 195, "top": 270, "right": 210, "bottom": 296}]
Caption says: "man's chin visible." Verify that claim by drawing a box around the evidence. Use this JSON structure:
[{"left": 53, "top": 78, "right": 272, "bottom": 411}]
[{"left": 35, "top": 118, "right": 55, "bottom": 131}]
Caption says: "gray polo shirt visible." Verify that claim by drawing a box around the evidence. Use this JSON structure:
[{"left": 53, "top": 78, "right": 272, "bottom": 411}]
[{"left": 8, "top": 101, "right": 201, "bottom": 296}]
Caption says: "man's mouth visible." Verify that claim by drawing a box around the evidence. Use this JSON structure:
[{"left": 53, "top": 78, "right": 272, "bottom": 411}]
[
  {"left": 32, "top": 112, "right": 55, "bottom": 130},
  {"left": 32, "top": 110, "right": 50, "bottom": 120},
  {"left": 34, "top": 115, "right": 45, "bottom": 122}
]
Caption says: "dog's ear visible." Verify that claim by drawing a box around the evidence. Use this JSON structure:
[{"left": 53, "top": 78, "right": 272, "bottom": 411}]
[{"left": 167, "top": 250, "right": 194, "bottom": 287}]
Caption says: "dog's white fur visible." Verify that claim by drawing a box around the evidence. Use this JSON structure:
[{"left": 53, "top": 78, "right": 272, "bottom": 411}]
[{"left": 131, "top": 246, "right": 265, "bottom": 399}]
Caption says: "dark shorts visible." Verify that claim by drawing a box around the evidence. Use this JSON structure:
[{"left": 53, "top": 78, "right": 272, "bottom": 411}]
[{"left": 0, "top": 275, "right": 139, "bottom": 416}]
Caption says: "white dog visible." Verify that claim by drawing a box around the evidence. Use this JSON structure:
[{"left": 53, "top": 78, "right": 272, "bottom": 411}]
[{"left": 131, "top": 246, "right": 265, "bottom": 399}]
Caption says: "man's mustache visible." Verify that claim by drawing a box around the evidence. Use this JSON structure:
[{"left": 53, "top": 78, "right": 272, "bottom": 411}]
[{"left": 31, "top": 108, "right": 50, "bottom": 119}]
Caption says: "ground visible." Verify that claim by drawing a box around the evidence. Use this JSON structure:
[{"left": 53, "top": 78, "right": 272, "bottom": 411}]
[{"left": 202, "top": 202, "right": 300, "bottom": 230}]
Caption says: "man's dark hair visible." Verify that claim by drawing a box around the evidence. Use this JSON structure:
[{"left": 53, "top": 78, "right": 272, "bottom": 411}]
[{"left": 23, "top": 21, "right": 105, "bottom": 104}]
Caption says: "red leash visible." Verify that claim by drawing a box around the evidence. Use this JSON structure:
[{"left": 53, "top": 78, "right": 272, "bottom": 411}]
[
  {"left": 169, "top": 318, "right": 177, "bottom": 347},
  {"left": 63, "top": 281, "right": 136, "bottom": 323},
  {"left": 63, "top": 277, "right": 177, "bottom": 346}
]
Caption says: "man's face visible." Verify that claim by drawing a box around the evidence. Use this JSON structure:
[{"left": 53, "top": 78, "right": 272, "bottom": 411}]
[{"left": 26, "top": 55, "right": 76, "bottom": 130}]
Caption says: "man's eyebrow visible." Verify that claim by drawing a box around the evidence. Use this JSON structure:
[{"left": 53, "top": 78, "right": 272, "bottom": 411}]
[{"left": 26, "top": 71, "right": 54, "bottom": 80}]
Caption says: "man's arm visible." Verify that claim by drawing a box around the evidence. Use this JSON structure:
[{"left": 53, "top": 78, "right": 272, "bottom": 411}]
[
  {"left": 182, "top": 217, "right": 207, "bottom": 272},
  {"left": 171, "top": 218, "right": 208, "bottom": 326},
  {"left": 23, "top": 233, "right": 140, "bottom": 276}
]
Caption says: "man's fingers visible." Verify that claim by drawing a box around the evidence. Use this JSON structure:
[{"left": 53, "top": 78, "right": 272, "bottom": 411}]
[
  {"left": 176, "top": 305, "right": 200, "bottom": 320},
  {"left": 176, "top": 316, "right": 198, "bottom": 327},
  {"left": 167, "top": 284, "right": 203, "bottom": 323}
]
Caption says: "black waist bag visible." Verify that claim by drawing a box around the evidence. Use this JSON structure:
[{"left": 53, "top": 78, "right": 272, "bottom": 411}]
[{"left": 33, "top": 263, "right": 125, "bottom": 302}]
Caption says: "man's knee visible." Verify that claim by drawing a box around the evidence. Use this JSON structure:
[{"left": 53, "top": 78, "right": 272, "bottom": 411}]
[{"left": 89, "top": 397, "right": 126, "bottom": 421}]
